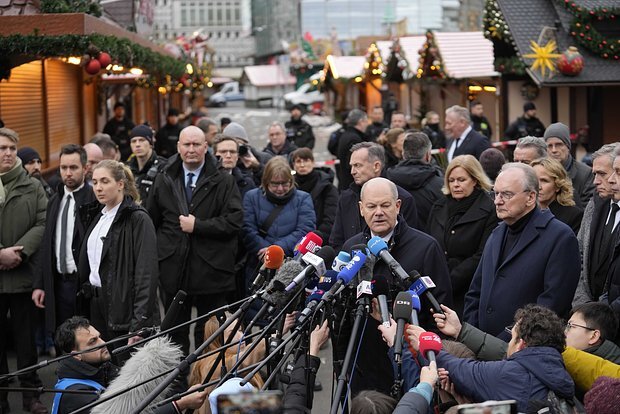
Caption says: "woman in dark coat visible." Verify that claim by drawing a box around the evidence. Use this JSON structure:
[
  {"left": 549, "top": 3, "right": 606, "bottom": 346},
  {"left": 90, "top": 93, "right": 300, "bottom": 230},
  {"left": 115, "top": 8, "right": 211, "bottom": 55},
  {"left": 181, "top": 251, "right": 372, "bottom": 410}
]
[
  {"left": 531, "top": 157, "right": 583, "bottom": 234},
  {"left": 79, "top": 160, "right": 158, "bottom": 352},
  {"left": 427, "top": 155, "right": 498, "bottom": 316},
  {"left": 291, "top": 148, "right": 338, "bottom": 243},
  {"left": 377, "top": 128, "right": 405, "bottom": 171}
]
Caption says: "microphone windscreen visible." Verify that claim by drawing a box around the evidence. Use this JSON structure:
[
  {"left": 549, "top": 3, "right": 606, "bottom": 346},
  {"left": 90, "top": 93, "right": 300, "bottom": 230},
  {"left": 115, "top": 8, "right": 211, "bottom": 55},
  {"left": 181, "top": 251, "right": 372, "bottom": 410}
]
[
  {"left": 295, "top": 232, "right": 323, "bottom": 257},
  {"left": 332, "top": 251, "right": 351, "bottom": 272},
  {"left": 91, "top": 337, "right": 182, "bottom": 414},
  {"left": 408, "top": 290, "right": 421, "bottom": 312},
  {"left": 315, "top": 245, "right": 337, "bottom": 267},
  {"left": 419, "top": 331, "right": 442, "bottom": 359},
  {"left": 160, "top": 290, "right": 187, "bottom": 332},
  {"left": 393, "top": 291, "right": 412, "bottom": 321},
  {"left": 263, "top": 260, "right": 305, "bottom": 307},
  {"left": 264, "top": 245, "right": 285, "bottom": 269},
  {"left": 367, "top": 236, "right": 388, "bottom": 256},
  {"left": 337, "top": 251, "right": 367, "bottom": 284},
  {"left": 372, "top": 275, "right": 390, "bottom": 297}
]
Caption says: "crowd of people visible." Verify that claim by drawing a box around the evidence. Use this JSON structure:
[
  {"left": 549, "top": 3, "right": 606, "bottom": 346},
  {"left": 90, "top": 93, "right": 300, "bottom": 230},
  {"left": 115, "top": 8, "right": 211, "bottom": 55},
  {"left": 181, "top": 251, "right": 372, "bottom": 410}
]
[{"left": 0, "top": 99, "right": 619, "bottom": 414}]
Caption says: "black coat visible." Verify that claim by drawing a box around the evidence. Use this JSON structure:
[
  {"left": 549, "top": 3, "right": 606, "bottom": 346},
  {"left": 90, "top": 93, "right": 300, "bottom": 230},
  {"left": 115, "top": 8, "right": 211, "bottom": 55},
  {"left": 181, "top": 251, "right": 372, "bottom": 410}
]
[
  {"left": 336, "top": 126, "right": 367, "bottom": 191},
  {"left": 566, "top": 156, "right": 595, "bottom": 209},
  {"left": 340, "top": 219, "right": 452, "bottom": 394},
  {"left": 295, "top": 169, "right": 338, "bottom": 243},
  {"left": 285, "top": 118, "right": 315, "bottom": 149},
  {"left": 504, "top": 116, "right": 545, "bottom": 141},
  {"left": 102, "top": 117, "right": 135, "bottom": 161},
  {"left": 78, "top": 196, "right": 159, "bottom": 332},
  {"left": 154, "top": 122, "right": 183, "bottom": 159},
  {"left": 549, "top": 200, "right": 583, "bottom": 235},
  {"left": 387, "top": 160, "right": 444, "bottom": 232},
  {"left": 263, "top": 140, "right": 298, "bottom": 159},
  {"left": 427, "top": 191, "right": 498, "bottom": 315},
  {"left": 35, "top": 183, "right": 97, "bottom": 333},
  {"left": 127, "top": 151, "right": 168, "bottom": 202},
  {"left": 146, "top": 153, "right": 243, "bottom": 295},
  {"left": 471, "top": 114, "right": 492, "bottom": 139},
  {"left": 329, "top": 182, "right": 419, "bottom": 252},
  {"left": 449, "top": 129, "right": 491, "bottom": 160},
  {"left": 282, "top": 354, "right": 321, "bottom": 413}
]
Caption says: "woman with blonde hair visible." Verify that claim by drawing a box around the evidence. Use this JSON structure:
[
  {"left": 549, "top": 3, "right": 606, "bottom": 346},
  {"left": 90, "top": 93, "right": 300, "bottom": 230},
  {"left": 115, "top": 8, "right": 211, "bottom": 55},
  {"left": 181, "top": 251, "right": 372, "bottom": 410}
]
[
  {"left": 78, "top": 160, "right": 159, "bottom": 354},
  {"left": 376, "top": 127, "right": 405, "bottom": 170},
  {"left": 427, "top": 155, "right": 498, "bottom": 315},
  {"left": 530, "top": 157, "right": 583, "bottom": 234}
]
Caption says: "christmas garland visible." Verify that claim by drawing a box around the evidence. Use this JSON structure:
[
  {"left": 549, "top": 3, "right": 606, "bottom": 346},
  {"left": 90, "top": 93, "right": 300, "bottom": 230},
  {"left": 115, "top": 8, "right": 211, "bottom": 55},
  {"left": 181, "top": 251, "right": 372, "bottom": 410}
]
[
  {"left": 40, "top": 0, "right": 102, "bottom": 16},
  {"left": 559, "top": 0, "right": 618, "bottom": 60},
  {"left": 0, "top": 33, "right": 185, "bottom": 79}
]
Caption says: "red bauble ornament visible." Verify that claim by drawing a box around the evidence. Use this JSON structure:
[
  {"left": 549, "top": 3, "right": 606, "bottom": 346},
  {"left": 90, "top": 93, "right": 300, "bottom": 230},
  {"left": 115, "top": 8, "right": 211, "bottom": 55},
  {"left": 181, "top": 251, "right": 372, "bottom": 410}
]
[
  {"left": 557, "top": 46, "right": 584, "bottom": 76},
  {"left": 85, "top": 59, "right": 101, "bottom": 75},
  {"left": 97, "top": 52, "right": 111, "bottom": 68}
]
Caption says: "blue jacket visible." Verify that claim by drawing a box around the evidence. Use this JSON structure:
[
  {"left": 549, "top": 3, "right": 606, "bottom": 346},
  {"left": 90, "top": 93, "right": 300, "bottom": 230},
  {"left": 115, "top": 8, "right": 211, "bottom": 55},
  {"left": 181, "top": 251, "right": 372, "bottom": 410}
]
[
  {"left": 437, "top": 346, "right": 575, "bottom": 413},
  {"left": 242, "top": 188, "right": 316, "bottom": 256},
  {"left": 464, "top": 208, "right": 580, "bottom": 336}
]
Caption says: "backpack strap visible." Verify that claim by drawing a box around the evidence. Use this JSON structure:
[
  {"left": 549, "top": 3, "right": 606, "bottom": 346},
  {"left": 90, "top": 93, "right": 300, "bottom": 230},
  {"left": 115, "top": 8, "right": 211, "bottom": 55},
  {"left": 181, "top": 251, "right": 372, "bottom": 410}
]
[
  {"left": 51, "top": 378, "right": 105, "bottom": 414},
  {"left": 259, "top": 205, "right": 285, "bottom": 237}
]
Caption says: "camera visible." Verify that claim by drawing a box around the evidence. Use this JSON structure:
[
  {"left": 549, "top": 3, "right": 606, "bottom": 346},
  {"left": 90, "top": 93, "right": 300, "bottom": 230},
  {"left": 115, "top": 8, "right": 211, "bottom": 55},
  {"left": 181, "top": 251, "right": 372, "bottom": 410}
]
[{"left": 239, "top": 144, "right": 249, "bottom": 157}]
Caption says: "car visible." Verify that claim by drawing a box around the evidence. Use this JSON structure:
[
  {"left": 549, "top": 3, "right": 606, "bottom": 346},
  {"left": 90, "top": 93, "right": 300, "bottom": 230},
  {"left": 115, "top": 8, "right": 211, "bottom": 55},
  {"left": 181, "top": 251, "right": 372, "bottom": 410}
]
[
  {"left": 283, "top": 79, "right": 324, "bottom": 109},
  {"left": 208, "top": 82, "right": 245, "bottom": 107}
]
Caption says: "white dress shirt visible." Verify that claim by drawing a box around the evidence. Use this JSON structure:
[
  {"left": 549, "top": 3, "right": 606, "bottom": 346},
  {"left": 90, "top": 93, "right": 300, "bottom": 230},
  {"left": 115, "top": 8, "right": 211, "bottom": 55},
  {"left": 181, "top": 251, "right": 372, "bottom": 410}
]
[
  {"left": 447, "top": 126, "right": 472, "bottom": 162},
  {"left": 55, "top": 184, "right": 84, "bottom": 274},
  {"left": 87, "top": 202, "right": 121, "bottom": 287},
  {"left": 606, "top": 201, "right": 620, "bottom": 231}
]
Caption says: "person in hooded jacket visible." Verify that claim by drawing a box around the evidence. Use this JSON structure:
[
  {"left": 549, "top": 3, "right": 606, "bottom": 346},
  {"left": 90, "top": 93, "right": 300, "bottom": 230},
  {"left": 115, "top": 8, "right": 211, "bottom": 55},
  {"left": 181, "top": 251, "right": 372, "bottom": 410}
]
[
  {"left": 291, "top": 148, "right": 338, "bottom": 242},
  {"left": 387, "top": 132, "right": 444, "bottom": 232},
  {"left": 408, "top": 304, "right": 575, "bottom": 413},
  {"left": 79, "top": 160, "right": 159, "bottom": 356},
  {"left": 427, "top": 155, "right": 498, "bottom": 316}
]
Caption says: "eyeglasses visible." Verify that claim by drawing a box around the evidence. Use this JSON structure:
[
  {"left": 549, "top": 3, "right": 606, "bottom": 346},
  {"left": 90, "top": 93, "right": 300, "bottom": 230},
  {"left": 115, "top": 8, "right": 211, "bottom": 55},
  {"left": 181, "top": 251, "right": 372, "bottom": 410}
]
[
  {"left": 494, "top": 190, "right": 529, "bottom": 201},
  {"left": 504, "top": 324, "right": 515, "bottom": 335},
  {"left": 268, "top": 181, "right": 291, "bottom": 189},
  {"left": 565, "top": 321, "right": 595, "bottom": 332}
]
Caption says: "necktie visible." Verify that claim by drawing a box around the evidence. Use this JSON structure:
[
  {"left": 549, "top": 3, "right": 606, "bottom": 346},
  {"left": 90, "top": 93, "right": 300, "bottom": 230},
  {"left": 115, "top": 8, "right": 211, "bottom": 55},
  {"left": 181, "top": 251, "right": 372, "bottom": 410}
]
[
  {"left": 454, "top": 138, "right": 461, "bottom": 150},
  {"left": 604, "top": 203, "right": 619, "bottom": 238},
  {"left": 185, "top": 172, "right": 195, "bottom": 203},
  {"left": 59, "top": 194, "right": 72, "bottom": 274},
  {"left": 599, "top": 203, "right": 620, "bottom": 263}
]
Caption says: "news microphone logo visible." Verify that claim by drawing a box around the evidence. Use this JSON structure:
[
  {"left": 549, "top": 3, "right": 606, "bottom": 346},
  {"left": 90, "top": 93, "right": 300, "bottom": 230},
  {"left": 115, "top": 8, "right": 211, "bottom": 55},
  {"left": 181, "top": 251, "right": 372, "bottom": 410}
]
[
  {"left": 409, "top": 276, "right": 436, "bottom": 296},
  {"left": 332, "top": 251, "right": 351, "bottom": 272},
  {"left": 367, "top": 237, "right": 384, "bottom": 254},
  {"left": 306, "top": 240, "right": 320, "bottom": 253},
  {"left": 345, "top": 254, "right": 363, "bottom": 271}
]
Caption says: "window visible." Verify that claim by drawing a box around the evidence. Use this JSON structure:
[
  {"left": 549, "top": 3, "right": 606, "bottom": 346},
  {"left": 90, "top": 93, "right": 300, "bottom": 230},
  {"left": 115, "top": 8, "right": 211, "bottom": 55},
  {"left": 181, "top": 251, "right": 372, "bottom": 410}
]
[
  {"left": 181, "top": 9, "right": 187, "bottom": 26},
  {"left": 226, "top": 9, "right": 231, "bottom": 23},
  {"left": 217, "top": 9, "right": 222, "bottom": 23}
]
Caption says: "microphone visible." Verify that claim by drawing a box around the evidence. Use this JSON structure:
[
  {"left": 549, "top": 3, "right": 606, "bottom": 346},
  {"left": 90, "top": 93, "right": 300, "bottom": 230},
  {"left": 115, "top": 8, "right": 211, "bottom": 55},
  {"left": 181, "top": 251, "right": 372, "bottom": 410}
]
[
  {"left": 160, "top": 290, "right": 187, "bottom": 332},
  {"left": 419, "top": 331, "right": 442, "bottom": 364},
  {"left": 285, "top": 246, "right": 336, "bottom": 292},
  {"left": 372, "top": 275, "right": 391, "bottom": 327},
  {"left": 331, "top": 251, "right": 351, "bottom": 272},
  {"left": 297, "top": 272, "right": 338, "bottom": 324},
  {"left": 323, "top": 251, "right": 367, "bottom": 300},
  {"left": 367, "top": 236, "right": 410, "bottom": 283},
  {"left": 392, "top": 291, "right": 412, "bottom": 363},
  {"left": 293, "top": 231, "right": 323, "bottom": 261},
  {"left": 408, "top": 270, "right": 444, "bottom": 316},
  {"left": 250, "top": 245, "right": 284, "bottom": 292},
  {"left": 408, "top": 290, "right": 421, "bottom": 326}
]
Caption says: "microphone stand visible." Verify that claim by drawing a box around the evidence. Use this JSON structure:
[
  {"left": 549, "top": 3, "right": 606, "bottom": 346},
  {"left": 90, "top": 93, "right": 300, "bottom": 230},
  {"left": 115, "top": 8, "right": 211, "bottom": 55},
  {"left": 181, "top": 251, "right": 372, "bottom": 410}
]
[
  {"left": 261, "top": 331, "right": 304, "bottom": 390},
  {"left": 330, "top": 294, "right": 371, "bottom": 414},
  {"left": 213, "top": 286, "right": 306, "bottom": 388},
  {"left": 129, "top": 293, "right": 259, "bottom": 414},
  {"left": 67, "top": 329, "right": 262, "bottom": 414},
  {"left": 0, "top": 387, "right": 99, "bottom": 395}
]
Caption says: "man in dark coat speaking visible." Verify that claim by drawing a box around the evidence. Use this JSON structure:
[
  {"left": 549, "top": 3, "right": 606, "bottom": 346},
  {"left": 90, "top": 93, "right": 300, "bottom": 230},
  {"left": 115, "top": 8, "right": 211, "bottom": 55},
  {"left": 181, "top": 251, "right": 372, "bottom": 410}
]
[
  {"left": 464, "top": 163, "right": 580, "bottom": 339},
  {"left": 340, "top": 177, "right": 452, "bottom": 395},
  {"left": 146, "top": 126, "right": 243, "bottom": 355}
]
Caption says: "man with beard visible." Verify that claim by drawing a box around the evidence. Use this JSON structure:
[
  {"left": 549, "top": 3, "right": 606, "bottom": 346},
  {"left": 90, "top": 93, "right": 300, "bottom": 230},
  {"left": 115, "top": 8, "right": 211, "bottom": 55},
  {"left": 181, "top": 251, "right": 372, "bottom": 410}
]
[
  {"left": 33, "top": 144, "right": 96, "bottom": 340},
  {"left": 17, "top": 147, "right": 54, "bottom": 198},
  {"left": 285, "top": 104, "right": 315, "bottom": 149}
]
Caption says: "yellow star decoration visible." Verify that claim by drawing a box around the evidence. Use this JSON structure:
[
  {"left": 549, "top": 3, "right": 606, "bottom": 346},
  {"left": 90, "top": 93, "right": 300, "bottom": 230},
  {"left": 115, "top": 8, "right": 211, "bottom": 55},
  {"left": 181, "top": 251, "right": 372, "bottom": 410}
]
[{"left": 523, "top": 40, "right": 562, "bottom": 77}]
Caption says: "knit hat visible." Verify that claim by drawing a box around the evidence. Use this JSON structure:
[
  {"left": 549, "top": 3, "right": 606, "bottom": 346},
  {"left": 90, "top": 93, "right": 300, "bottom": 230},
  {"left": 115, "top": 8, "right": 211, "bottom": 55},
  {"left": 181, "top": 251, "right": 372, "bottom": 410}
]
[
  {"left": 543, "top": 122, "right": 571, "bottom": 150},
  {"left": 523, "top": 102, "right": 536, "bottom": 112},
  {"left": 17, "top": 147, "right": 41, "bottom": 165},
  {"left": 222, "top": 122, "right": 249, "bottom": 143},
  {"left": 129, "top": 124, "right": 154, "bottom": 145},
  {"left": 585, "top": 376, "right": 620, "bottom": 414}
]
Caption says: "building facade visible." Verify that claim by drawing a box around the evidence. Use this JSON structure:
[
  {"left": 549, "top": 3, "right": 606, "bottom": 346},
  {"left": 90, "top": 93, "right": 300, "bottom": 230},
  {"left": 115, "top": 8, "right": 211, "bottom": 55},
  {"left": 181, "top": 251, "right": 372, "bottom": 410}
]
[{"left": 252, "top": 0, "right": 300, "bottom": 60}]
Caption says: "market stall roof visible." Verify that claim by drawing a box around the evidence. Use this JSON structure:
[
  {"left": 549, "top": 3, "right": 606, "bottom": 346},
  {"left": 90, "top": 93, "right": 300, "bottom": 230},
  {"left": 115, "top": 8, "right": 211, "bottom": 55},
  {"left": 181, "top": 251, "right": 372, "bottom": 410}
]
[
  {"left": 242, "top": 65, "right": 295, "bottom": 87},
  {"left": 0, "top": 13, "right": 173, "bottom": 57},
  {"left": 325, "top": 55, "right": 366, "bottom": 80},
  {"left": 433, "top": 32, "right": 499, "bottom": 79},
  {"left": 497, "top": 0, "right": 620, "bottom": 86}
]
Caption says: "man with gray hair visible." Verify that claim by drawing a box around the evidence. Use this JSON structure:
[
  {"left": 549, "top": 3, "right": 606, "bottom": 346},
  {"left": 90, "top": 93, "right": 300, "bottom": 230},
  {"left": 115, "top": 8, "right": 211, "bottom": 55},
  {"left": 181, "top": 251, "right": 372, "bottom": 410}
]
[
  {"left": 445, "top": 105, "right": 490, "bottom": 163},
  {"left": 464, "top": 162, "right": 580, "bottom": 338},
  {"left": 0, "top": 127, "right": 48, "bottom": 413},
  {"left": 336, "top": 108, "right": 369, "bottom": 190},
  {"left": 264, "top": 122, "right": 297, "bottom": 158},
  {"left": 329, "top": 142, "right": 418, "bottom": 251},
  {"left": 339, "top": 176, "right": 451, "bottom": 394},
  {"left": 573, "top": 143, "right": 619, "bottom": 306},
  {"left": 513, "top": 136, "right": 547, "bottom": 165},
  {"left": 387, "top": 132, "right": 444, "bottom": 232}
]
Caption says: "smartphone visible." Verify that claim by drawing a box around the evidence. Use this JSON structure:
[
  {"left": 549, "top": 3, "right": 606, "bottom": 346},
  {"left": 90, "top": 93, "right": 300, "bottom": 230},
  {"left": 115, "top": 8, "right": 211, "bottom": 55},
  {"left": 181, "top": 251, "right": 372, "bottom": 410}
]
[
  {"left": 457, "top": 400, "right": 518, "bottom": 414},
  {"left": 216, "top": 390, "right": 283, "bottom": 413}
]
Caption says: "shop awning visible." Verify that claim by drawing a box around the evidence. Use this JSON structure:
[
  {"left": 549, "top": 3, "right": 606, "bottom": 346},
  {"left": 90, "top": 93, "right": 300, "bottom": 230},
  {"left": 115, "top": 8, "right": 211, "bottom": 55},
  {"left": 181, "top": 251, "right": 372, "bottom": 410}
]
[{"left": 242, "top": 65, "right": 295, "bottom": 87}]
